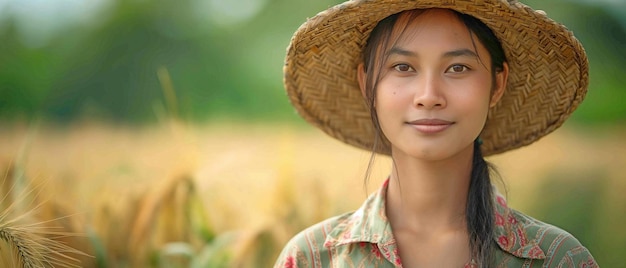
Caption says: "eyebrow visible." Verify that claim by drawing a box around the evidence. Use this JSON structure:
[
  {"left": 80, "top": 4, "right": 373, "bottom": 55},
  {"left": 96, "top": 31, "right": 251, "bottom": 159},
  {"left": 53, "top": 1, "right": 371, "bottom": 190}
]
[
  {"left": 443, "top": 48, "right": 479, "bottom": 59},
  {"left": 387, "top": 47, "right": 417, "bottom": 57},
  {"left": 387, "top": 47, "right": 479, "bottom": 59}
]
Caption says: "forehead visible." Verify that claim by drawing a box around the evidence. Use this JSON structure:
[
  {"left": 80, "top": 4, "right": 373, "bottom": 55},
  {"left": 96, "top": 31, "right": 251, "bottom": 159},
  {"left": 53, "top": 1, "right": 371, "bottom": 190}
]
[{"left": 393, "top": 9, "right": 481, "bottom": 53}]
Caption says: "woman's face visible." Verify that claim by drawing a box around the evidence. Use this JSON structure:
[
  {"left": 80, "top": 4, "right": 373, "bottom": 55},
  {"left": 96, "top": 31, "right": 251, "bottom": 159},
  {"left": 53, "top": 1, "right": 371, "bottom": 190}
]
[{"left": 362, "top": 9, "right": 507, "bottom": 161}]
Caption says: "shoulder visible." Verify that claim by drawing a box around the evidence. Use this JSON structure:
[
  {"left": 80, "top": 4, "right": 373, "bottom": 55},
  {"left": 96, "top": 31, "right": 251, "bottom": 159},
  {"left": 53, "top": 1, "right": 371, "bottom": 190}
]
[
  {"left": 509, "top": 209, "right": 598, "bottom": 267},
  {"left": 273, "top": 212, "right": 353, "bottom": 268}
]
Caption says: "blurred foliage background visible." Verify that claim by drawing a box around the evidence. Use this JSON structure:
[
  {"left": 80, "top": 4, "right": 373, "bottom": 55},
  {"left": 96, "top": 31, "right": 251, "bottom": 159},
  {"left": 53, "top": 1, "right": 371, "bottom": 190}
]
[
  {"left": 0, "top": 0, "right": 625, "bottom": 124},
  {"left": 0, "top": 0, "right": 624, "bottom": 267}
]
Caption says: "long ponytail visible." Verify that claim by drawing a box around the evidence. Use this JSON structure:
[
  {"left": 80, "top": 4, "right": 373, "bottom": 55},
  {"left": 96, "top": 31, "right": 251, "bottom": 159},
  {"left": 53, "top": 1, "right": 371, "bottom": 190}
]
[{"left": 467, "top": 139, "right": 496, "bottom": 267}]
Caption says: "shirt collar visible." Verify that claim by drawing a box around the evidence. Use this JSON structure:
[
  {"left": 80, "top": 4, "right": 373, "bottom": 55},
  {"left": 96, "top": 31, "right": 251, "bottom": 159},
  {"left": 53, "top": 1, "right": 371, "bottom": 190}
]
[
  {"left": 324, "top": 179, "right": 394, "bottom": 247},
  {"left": 493, "top": 192, "right": 546, "bottom": 259},
  {"left": 324, "top": 178, "right": 546, "bottom": 260}
]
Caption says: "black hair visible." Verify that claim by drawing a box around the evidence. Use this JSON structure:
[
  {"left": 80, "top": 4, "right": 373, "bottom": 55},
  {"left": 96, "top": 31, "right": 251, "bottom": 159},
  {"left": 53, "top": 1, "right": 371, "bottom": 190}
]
[
  {"left": 361, "top": 9, "right": 507, "bottom": 267},
  {"left": 457, "top": 11, "right": 506, "bottom": 267}
]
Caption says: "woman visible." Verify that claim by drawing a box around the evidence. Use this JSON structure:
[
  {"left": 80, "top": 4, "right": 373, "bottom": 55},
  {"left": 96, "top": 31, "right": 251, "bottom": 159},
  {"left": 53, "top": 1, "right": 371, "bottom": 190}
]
[{"left": 275, "top": 0, "right": 597, "bottom": 267}]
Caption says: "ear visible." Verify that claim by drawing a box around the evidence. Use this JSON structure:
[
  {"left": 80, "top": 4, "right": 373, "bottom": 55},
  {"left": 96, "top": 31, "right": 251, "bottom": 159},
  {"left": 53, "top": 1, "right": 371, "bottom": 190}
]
[
  {"left": 357, "top": 63, "right": 367, "bottom": 99},
  {"left": 490, "top": 62, "right": 509, "bottom": 108}
]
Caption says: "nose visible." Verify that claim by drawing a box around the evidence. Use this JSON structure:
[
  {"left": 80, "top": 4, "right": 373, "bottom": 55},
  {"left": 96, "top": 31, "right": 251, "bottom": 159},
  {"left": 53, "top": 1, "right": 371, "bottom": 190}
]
[{"left": 413, "top": 73, "right": 446, "bottom": 109}]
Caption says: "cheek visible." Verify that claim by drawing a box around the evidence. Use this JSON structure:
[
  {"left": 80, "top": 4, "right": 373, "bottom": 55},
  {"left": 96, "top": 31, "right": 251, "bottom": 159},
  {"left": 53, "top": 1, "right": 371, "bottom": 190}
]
[
  {"left": 457, "top": 97, "right": 491, "bottom": 124},
  {"left": 375, "top": 89, "right": 412, "bottom": 127},
  {"left": 453, "top": 77, "right": 493, "bottom": 108},
  {"left": 374, "top": 90, "right": 405, "bottom": 133},
  {"left": 376, "top": 79, "right": 414, "bottom": 106}
]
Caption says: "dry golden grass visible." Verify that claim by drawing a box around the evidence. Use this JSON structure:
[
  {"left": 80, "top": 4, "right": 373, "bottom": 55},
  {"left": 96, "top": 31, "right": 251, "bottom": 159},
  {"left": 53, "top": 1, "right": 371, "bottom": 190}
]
[
  {"left": 0, "top": 164, "right": 89, "bottom": 267},
  {"left": 0, "top": 120, "right": 624, "bottom": 266}
]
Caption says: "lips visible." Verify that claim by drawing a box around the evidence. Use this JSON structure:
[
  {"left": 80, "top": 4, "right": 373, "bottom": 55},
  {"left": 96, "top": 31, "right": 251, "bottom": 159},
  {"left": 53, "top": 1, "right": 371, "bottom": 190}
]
[
  {"left": 408, "top": 119, "right": 454, "bottom": 125},
  {"left": 406, "top": 118, "right": 454, "bottom": 134}
]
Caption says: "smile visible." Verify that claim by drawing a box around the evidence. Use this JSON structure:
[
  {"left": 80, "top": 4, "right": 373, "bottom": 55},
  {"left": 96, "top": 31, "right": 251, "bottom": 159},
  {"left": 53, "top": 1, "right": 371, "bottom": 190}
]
[{"left": 406, "top": 119, "right": 454, "bottom": 134}]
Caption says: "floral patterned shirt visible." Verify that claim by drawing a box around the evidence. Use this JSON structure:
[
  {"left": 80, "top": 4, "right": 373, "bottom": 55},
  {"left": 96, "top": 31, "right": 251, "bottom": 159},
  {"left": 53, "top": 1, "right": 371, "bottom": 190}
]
[{"left": 274, "top": 179, "right": 598, "bottom": 267}]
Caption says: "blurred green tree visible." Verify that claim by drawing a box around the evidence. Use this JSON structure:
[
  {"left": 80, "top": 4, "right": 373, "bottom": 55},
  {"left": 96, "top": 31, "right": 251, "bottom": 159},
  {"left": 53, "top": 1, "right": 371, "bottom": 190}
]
[{"left": 0, "top": 0, "right": 623, "bottom": 124}]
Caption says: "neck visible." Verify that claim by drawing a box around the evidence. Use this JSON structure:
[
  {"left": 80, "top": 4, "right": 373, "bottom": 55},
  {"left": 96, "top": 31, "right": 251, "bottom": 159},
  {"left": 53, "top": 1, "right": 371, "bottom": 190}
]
[{"left": 386, "top": 145, "right": 473, "bottom": 232}]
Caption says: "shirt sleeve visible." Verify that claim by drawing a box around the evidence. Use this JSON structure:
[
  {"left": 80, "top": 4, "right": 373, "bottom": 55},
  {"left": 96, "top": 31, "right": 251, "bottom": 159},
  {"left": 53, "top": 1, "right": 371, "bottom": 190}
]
[
  {"left": 545, "top": 230, "right": 598, "bottom": 268},
  {"left": 273, "top": 244, "right": 302, "bottom": 268},
  {"left": 273, "top": 232, "right": 316, "bottom": 268},
  {"left": 273, "top": 214, "right": 347, "bottom": 268},
  {"left": 555, "top": 245, "right": 598, "bottom": 267}
]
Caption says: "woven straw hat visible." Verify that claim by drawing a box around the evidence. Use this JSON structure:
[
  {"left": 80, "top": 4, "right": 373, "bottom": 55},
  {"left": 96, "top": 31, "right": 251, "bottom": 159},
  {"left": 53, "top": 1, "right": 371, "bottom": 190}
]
[{"left": 284, "top": 0, "right": 588, "bottom": 156}]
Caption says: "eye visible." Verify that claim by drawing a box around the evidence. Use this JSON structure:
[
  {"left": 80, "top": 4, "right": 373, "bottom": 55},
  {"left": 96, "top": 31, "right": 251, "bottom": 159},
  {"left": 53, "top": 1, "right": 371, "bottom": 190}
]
[
  {"left": 446, "top": 64, "right": 469, "bottom": 73},
  {"left": 393, "top": 64, "right": 414, "bottom": 72}
]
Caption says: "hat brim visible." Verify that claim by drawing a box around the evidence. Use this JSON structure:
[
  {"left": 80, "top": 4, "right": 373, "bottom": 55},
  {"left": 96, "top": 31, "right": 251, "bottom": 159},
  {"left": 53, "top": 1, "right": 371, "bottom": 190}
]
[{"left": 284, "top": 0, "right": 588, "bottom": 156}]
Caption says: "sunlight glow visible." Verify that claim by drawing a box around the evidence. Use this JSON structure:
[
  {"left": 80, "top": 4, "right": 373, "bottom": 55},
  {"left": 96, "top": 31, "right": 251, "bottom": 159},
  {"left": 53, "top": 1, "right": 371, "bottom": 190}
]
[
  {"left": 195, "top": 0, "right": 268, "bottom": 27},
  {"left": 0, "top": 0, "right": 109, "bottom": 47}
]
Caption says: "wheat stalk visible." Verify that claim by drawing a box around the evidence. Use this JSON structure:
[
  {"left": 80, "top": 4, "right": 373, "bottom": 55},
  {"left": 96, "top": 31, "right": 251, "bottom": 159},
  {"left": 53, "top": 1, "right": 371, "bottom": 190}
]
[
  {"left": 124, "top": 173, "right": 215, "bottom": 267},
  {"left": 0, "top": 164, "right": 89, "bottom": 268},
  {"left": 0, "top": 224, "right": 80, "bottom": 267}
]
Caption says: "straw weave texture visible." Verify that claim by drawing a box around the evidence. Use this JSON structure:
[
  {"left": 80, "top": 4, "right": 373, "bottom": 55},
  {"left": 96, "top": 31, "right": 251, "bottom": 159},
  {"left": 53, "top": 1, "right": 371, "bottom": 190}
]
[{"left": 284, "top": 0, "right": 588, "bottom": 156}]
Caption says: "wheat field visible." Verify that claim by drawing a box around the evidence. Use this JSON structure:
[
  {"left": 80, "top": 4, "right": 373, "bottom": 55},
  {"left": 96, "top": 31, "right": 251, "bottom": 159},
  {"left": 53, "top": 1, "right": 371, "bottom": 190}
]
[{"left": 0, "top": 120, "right": 623, "bottom": 267}]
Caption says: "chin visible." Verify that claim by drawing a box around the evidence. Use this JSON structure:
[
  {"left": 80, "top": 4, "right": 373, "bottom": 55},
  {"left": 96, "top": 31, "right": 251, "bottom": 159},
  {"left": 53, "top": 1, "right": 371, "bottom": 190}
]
[
  {"left": 392, "top": 146, "right": 447, "bottom": 161},
  {"left": 392, "top": 142, "right": 474, "bottom": 162},
  {"left": 414, "top": 151, "right": 454, "bottom": 162}
]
